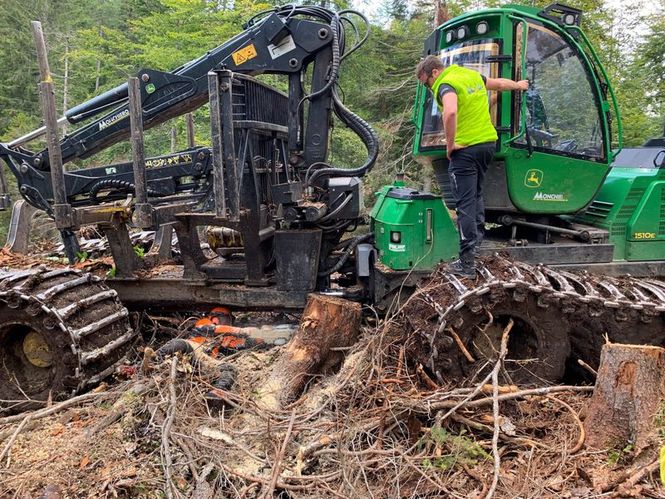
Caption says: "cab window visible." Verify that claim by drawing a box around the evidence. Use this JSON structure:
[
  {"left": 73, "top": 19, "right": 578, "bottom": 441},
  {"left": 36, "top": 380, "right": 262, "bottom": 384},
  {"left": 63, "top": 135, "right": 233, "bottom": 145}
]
[
  {"left": 514, "top": 23, "right": 604, "bottom": 160},
  {"left": 419, "top": 40, "right": 500, "bottom": 149}
]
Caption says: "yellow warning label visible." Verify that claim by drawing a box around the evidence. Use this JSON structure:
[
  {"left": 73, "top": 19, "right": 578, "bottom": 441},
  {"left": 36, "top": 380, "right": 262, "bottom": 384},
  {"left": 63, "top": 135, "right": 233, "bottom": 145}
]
[{"left": 232, "top": 44, "right": 258, "bottom": 66}]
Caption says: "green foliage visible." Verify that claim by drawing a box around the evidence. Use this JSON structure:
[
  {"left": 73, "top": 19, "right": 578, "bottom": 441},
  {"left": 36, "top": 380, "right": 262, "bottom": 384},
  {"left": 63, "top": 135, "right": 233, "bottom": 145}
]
[
  {"left": 133, "top": 245, "right": 146, "bottom": 258},
  {"left": 607, "top": 443, "right": 635, "bottom": 466},
  {"left": 421, "top": 427, "right": 491, "bottom": 470}
]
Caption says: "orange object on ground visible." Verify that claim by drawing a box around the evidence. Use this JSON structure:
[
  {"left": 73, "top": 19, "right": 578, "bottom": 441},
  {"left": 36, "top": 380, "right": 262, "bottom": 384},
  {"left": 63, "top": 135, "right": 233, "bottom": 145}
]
[{"left": 194, "top": 307, "right": 233, "bottom": 329}]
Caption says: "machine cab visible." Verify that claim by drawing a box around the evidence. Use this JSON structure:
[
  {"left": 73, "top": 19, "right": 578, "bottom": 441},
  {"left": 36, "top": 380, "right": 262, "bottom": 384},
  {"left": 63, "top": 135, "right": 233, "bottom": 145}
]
[{"left": 413, "top": 3, "right": 620, "bottom": 217}]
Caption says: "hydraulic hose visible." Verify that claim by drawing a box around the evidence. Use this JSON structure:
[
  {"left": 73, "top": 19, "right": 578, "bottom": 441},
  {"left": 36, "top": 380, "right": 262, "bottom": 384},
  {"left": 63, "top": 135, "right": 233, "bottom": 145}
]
[
  {"left": 318, "top": 232, "right": 372, "bottom": 276},
  {"left": 244, "top": 5, "right": 375, "bottom": 187},
  {"left": 307, "top": 88, "right": 379, "bottom": 186},
  {"left": 88, "top": 178, "right": 161, "bottom": 204}
]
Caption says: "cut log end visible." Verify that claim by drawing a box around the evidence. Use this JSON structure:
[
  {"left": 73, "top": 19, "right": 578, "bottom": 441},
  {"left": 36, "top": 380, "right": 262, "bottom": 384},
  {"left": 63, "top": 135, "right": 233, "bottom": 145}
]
[
  {"left": 257, "top": 294, "right": 362, "bottom": 409},
  {"left": 584, "top": 343, "right": 665, "bottom": 451}
]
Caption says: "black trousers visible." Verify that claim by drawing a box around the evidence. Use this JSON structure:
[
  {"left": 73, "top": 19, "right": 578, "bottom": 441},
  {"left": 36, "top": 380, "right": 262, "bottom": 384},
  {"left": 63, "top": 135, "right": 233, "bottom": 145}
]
[{"left": 447, "top": 142, "right": 495, "bottom": 264}]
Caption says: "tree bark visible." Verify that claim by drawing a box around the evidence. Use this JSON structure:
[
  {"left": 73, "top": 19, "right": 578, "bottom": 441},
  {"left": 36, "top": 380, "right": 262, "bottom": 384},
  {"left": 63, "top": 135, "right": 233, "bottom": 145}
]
[
  {"left": 258, "top": 294, "right": 361, "bottom": 409},
  {"left": 584, "top": 343, "right": 665, "bottom": 450}
]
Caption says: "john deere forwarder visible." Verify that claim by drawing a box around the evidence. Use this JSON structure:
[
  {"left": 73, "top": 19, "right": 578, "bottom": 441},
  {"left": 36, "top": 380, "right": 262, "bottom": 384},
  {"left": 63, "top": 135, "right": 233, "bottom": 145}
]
[{"left": 0, "top": 4, "right": 663, "bottom": 409}]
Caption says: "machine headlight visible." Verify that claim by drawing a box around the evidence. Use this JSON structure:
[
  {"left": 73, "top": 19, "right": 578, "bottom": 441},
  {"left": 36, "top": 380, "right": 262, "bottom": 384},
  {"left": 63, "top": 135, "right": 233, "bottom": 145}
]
[
  {"left": 456, "top": 26, "right": 468, "bottom": 40},
  {"left": 476, "top": 21, "right": 489, "bottom": 35},
  {"left": 390, "top": 231, "right": 401, "bottom": 243},
  {"left": 445, "top": 30, "right": 454, "bottom": 44},
  {"left": 563, "top": 13, "right": 576, "bottom": 25}
]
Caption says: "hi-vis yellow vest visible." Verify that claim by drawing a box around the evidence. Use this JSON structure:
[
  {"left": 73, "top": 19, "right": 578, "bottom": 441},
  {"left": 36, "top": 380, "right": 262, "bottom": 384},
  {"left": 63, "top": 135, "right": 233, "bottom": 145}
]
[{"left": 431, "top": 64, "right": 498, "bottom": 146}]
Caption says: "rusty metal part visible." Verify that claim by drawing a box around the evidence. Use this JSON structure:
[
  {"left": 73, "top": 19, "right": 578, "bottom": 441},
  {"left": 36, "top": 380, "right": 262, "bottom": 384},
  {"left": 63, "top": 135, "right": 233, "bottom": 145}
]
[
  {"left": 205, "top": 226, "right": 243, "bottom": 252},
  {"left": 108, "top": 276, "right": 308, "bottom": 310},
  {"left": 408, "top": 256, "right": 665, "bottom": 385},
  {"left": 0, "top": 267, "right": 136, "bottom": 413}
]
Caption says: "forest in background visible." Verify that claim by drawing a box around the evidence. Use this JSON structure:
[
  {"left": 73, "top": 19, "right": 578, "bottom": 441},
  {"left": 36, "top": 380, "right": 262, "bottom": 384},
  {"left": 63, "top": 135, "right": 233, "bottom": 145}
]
[{"left": 0, "top": 0, "right": 663, "bottom": 218}]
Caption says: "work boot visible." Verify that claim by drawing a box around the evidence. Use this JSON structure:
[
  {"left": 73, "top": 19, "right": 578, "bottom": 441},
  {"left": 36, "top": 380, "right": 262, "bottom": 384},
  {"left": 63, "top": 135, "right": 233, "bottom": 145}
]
[{"left": 446, "top": 259, "right": 477, "bottom": 279}]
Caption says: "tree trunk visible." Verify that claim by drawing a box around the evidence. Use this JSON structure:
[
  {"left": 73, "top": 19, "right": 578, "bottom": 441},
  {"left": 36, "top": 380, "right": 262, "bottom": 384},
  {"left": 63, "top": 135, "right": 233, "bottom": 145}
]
[
  {"left": 62, "top": 37, "right": 69, "bottom": 135},
  {"left": 258, "top": 294, "right": 361, "bottom": 409},
  {"left": 584, "top": 343, "right": 665, "bottom": 450}
]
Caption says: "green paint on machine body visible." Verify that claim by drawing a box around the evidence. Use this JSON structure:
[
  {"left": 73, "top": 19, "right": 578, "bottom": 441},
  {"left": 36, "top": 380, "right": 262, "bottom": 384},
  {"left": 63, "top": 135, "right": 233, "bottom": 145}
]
[
  {"left": 575, "top": 166, "right": 665, "bottom": 261},
  {"left": 370, "top": 183, "right": 458, "bottom": 270},
  {"left": 371, "top": 2, "right": 665, "bottom": 272}
]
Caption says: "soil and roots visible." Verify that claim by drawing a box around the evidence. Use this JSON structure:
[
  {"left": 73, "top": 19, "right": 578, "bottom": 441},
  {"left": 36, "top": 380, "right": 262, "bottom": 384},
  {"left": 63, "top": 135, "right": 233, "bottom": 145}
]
[{"left": 0, "top": 308, "right": 663, "bottom": 498}]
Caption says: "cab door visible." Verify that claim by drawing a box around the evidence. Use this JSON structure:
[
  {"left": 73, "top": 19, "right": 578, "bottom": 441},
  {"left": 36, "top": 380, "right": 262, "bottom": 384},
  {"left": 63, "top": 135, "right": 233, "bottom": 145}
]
[{"left": 504, "top": 21, "right": 611, "bottom": 214}]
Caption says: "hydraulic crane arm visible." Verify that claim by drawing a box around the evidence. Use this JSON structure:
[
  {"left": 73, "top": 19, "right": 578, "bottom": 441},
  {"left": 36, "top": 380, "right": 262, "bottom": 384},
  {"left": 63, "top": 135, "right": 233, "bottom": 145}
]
[{"left": 4, "top": 5, "right": 374, "bottom": 175}]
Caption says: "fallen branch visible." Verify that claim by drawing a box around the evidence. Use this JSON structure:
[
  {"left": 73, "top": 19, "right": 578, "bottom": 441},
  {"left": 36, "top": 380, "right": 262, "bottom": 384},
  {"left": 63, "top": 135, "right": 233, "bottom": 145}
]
[
  {"left": 602, "top": 456, "right": 660, "bottom": 493},
  {"left": 263, "top": 408, "right": 297, "bottom": 498},
  {"left": 162, "top": 357, "right": 178, "bottom": 499},
  {"left": 423, "top": 385, "right": 594, "bottom": 412},
  {"left": 611, "top": 458, "right": 659, "bottom": 497},
  {"left": 486, "top": 318, "right": 513, "bottom": 499},
  {"left": 0, "top": 391, "right": 110, "bottom": 425},
  {"left": 0, "top": 414, "right": 32, "bottom": 463},
  {"left": 577, "top": 358, "right": 597, "bottom": 377},
  {"left": 546, "top": 395, "right": 585, "bottom": 454},
  {"left": 416, "top": 363, "right": 439, "bottom": 390},
  {"left": 85, "top": 382, "right": 152, "bottom": 438},
  {"left": 448, "top": 327, "right": 476, "bottom": 363}
]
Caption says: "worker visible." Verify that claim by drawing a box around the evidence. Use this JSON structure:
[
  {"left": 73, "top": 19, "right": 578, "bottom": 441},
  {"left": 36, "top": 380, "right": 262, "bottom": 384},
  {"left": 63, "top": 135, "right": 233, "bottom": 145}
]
[{"left": 415, "top": 55, "right": 528, "bottom": 278}]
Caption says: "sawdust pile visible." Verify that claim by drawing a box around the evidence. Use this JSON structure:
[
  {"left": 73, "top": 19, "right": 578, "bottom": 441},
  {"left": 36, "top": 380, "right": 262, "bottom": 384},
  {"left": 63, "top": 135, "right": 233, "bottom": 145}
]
[{"left": 1, "top": 302, "right": 663, "bottom": 499}]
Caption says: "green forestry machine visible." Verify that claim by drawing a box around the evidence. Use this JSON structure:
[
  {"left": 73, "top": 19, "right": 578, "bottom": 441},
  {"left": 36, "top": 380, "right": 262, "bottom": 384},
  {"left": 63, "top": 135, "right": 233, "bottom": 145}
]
[{"left": 0, "top": 3, "right": 663, "bottom": 410}]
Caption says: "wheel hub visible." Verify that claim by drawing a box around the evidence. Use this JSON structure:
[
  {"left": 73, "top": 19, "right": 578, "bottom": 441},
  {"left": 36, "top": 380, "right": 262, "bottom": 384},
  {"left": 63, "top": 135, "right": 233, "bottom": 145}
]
[{"left": 22, "top": 330, "right": 53, "bottom": 368}]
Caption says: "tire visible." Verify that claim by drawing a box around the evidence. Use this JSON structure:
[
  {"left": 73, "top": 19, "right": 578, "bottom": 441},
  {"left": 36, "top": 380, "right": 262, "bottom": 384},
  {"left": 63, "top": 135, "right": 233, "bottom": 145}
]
[
  {"left": 0, "top": 267, "right": 136, "bottom": 413},
  {"left": 432, "top": 283, "right": 571, "bottom": 385}
]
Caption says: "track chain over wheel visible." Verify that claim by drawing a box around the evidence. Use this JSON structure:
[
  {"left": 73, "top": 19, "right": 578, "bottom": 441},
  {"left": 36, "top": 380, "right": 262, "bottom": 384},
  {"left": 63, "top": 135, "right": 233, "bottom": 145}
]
[
  {"left": 405, "top": 256, "right": 665, "bottom": 385},
  {"left": 0, "top": 267, "right": 136, "bottom": 413}
]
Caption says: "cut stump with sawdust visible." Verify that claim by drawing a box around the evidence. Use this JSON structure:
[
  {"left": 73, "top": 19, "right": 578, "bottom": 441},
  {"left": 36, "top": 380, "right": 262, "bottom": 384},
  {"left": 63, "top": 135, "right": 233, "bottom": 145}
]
[
  {"left": 258, "top": 293, "right": 361, "bottom": 409},
  {"left": 584, "top": 343, "right": 665, "bottom": 450}
]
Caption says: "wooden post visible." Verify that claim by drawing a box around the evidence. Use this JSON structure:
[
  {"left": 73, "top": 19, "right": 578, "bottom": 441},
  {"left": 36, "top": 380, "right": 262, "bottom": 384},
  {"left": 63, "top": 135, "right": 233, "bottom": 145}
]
[
  {"left": 31, "top": 22, "right": 68, "bottom": 217},
  {"left": 170, "top": 126, "right": 177, "bottom": 153},
  {"left": 186, "top": 113, "right": 195, "bottom": 148},
  {"left": 208, "top": 71, "right": 228, "bottom": 219},
  {"left": 584, "top": 344, "right": 665, "bottom": 450},
  {"left": 128, "top": 77, "right": 152, "bottom": 229},
  {"left": 258, "top": 294, "right": 362, "bottom": 409},
  {"left": 31, "top": 21, "right": 79, "bottom": 263},
  {"left": 129, "top": 77, "right": 147, "bottom": 205}
]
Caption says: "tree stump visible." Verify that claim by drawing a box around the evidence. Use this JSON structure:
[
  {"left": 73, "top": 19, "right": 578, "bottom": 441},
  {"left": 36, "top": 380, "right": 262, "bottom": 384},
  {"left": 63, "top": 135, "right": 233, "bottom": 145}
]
[
  {"left": 258, "top": 294, "right": 361, "bottom": 409},
  {"left": 584, "top": 343, "right": 665, "bottom": 450}
]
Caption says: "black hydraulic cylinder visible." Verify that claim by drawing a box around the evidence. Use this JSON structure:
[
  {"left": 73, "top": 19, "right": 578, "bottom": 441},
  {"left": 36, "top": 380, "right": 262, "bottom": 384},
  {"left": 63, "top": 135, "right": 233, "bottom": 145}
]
[{"left": 65, "top": 82, "right": 129, "bottom": 124}]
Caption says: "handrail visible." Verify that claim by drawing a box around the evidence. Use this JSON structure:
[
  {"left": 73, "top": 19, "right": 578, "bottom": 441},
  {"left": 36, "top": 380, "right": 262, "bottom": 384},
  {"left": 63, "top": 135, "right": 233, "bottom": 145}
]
[{"left": 503, "top": 15, "right": 529, "bottom": 146}]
